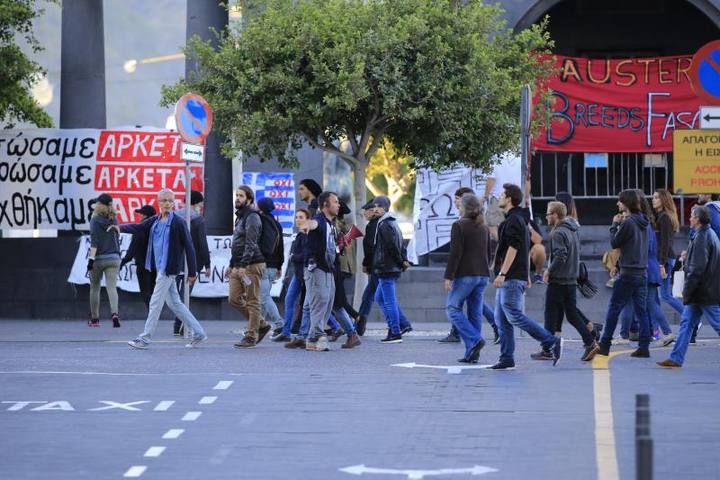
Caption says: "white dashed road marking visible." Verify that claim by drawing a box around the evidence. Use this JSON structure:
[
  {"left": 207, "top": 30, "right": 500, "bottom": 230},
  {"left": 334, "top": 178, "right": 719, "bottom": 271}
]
[
  {"left": 182, "top": 411, "right": 202, "bottom": 421},
  {"left": 153, "top": 401, "right": 175, "bottom": 411},
  {"left": 162, "top": 429, "right": 184, "bottom": 439},
  {"left": 123, "top": 466, "right": 147, "bottom": 478},
  {"left": 199, "top": 396, "right": 217, "bottom": 405},
  {"left": 143, "top": 446, "right": 166, "bottom": 458},
  {"left": 213, "top": 380, "right": 233, "bottom": 390}
]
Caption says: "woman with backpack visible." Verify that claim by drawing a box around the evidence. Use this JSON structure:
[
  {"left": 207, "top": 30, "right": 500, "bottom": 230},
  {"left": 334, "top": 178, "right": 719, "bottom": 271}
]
[{"left": 87, "top": 193, "right": 121, "bottom": 328}]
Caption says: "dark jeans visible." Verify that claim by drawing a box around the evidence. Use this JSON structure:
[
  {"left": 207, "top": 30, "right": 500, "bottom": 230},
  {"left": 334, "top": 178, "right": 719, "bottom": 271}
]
[
  {"left": 136, "top": 267, "right": 156, "bottom": 311},
  {"left": 334, "top": 271, "right": 359, "bottom": 319},
  {"left": 359, "top": 274, "right": 379, "bottom": 317},
  {"left": 544, "top": 284, "right": 595, "bottom": 346},
  {"left": 600, "top": 273, "right": 651, "bottom": 349}
]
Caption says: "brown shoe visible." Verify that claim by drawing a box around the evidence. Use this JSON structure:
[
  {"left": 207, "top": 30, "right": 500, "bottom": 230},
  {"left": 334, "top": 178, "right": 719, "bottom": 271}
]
[
  {"left": 234, "top": 336, "right": 257, "bottom": 348},
  {"left": 284, "top": 338, "right": 306, "bottom": 349},
  {"left": 341, "top": 333, "right": 361, "bottom": 349},
  {"left": 656, "top": 359, "right": 681, "bottom": 368},
  {"left": 581, "top": 342, "right": 600, "bottom": 362},
  {"left": 257, "top": 323, "right": 272, "bottom": 344}
]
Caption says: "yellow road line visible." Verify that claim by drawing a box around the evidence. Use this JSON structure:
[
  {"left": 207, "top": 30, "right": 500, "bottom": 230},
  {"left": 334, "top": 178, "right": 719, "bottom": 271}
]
[{"left": 592, "top": 349, "right": 633, "bottom": 480}]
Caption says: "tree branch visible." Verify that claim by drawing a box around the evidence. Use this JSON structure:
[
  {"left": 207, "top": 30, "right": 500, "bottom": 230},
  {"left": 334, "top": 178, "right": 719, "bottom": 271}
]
[
  {"left": 365, "top": 127, "right": 386, "bottom": 161},
  {"left": 302, "top": 131, "right": 359, "bottom": 166},
  {"left": 365, "top": 178, "right": 382, "bottom": 197}
]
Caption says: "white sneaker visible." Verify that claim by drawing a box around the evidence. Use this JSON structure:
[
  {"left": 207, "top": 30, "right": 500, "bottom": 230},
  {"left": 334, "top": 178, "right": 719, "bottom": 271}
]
[
  {"left": 661, "top": 333, "right": 676, "bottom": 347},
  {"left": 185, "top": 335, "right": 207, "bottom": 348},
  {"left": 128, "top": 339, "right": 149, "bottom": 350}
]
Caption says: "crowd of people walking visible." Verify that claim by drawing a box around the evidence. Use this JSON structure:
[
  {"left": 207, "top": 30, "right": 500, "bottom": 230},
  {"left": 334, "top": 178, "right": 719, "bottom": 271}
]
[{"left": 84, "top": 178, "right": 720, "bottom": 369}]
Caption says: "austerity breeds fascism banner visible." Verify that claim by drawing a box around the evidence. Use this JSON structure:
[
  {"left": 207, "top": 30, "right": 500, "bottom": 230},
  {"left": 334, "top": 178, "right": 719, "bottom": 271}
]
[
  {"left": 535, "top": 55, "right": 701, "bottom": 153},
  {"left": 0, "top": 128, "right": 204, "bottom": 230}
]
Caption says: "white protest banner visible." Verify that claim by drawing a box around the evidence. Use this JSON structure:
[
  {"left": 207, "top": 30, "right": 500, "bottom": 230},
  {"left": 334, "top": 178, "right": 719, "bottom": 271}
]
[
  {"left": 68, "top": 234, "right": 293, "bottom": 298},
  {"left": 0, "top": 128, "right": 204, "bottom": 230},
  {"left": 242, "top": 172, "right": 295, "bottom": 234}
]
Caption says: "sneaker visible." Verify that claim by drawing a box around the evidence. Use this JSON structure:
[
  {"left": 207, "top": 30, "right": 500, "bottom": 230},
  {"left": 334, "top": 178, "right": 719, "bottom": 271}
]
[
  {"left": 88, "top": 318, "right": 100, "bottom": 327},
  {"left": 257, "top": 324, "right": 272, "bottom": 344},
  {"left": 530, "top": 349, "right": 553, "bottom": 361},
  {"left": 355, "top": 314, "right": 368, "bottom": 336},
  {"left": 460, "top": 339, "right": 486, "bottom": 363},
  {"left": 661, "top": 333, "right": 676, "bottom": 347},
  {"left": 614, "top": 336, "right": 630, "bottom": 345},
  {"left": 437, "top": 332, "right": 460, "bottom": 343},
  {"left": 341, "top": 333, "right": 361, "bottom": 349},
  {"left": 284, "top": 337, "right": 306, "bottom": 349},
  {"left": 489, "top": 360, "right": 516, "bottom": 370},
  {"left": 597, "top": 343, "right": 610, "bottom": 356},
  {"left": 234, "top": 336, "right": 257, "bottom": 348},
  {"left": 185, "top": 335, "right": 207, "bottom": 348},
  {"left": 581, "top": 342, "right": 601, "bottom": 362},
  {"left": 551, "top": 337, "right": 563, "bottom": 366},
  {"left": 630, "top": 348, "right": 650, "bottom": 358},
  {"left": 657, "top": 358, "right": 681, "bottom": 368},
  {"left": 532, "top": 273, "right": 544, "bottom": 284},
  {"left": 380, "top": 332, "right": 403, "bottom": 344},
  {"left": 605, "top": 278, "right": 616, "bottom": 288},
  {"left": 272, "top": 333, "right": 292, "bottom": 342},
  {"left": 492, "top": 325, "right": 500, "bottom": 345},
  {"left": 270, "top": 328, "right": 283, "bottom": 340},
  {"left": 328, "top": 329, "right": 345, "bottom": 342},
  {"left": 127, "top": 339, "right": 148, "bottom": 349},
  {"left": 306, "top": 336, "right": 329, "bottom": 351},
  {"left": 111, "top": 314, "right": 121, "bottom": 328},
  {"left": 400, "top": 325, "right": 413, "bottom": 335}
]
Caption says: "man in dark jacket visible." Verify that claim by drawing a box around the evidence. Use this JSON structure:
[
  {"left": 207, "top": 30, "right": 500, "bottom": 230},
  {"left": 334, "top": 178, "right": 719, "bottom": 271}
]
[
  {"left": 658, "top": 206, "right": 720, "bottom": 367},
  {"left": 257, "top": 197, "right": 285, "bottom": 337},
  {"left": 119, "top": 189, "right": 206, "bottom": 349},
  {"left": 229, "top": 186, "right": 271, "bottom": 348},
  {"left": 490, "top": 184, "right": 562, "bottom": 370},
  {"left": 173, "top": 190, "right": 211, "bottom": 336},
  {"left": 121, "top": 205, "right": 157, "bottom": 310},
  {"left": 598, "top": 189, "right": 652, "bottom": 357},
  {"left": 355, "top": 199, "right": 380, "bottom": 336},
  {"left": 372, "top": 196, "right": 412, "bottom": 344},
  {"left": 535, "top": 201, "right": 599, "bottom": 362}
]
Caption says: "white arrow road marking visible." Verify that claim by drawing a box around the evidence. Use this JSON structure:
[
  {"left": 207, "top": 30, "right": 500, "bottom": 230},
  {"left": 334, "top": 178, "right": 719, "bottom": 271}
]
[
  {"left": 162, "top": 429, "right": 184, "bottom": 439},
  {"left": 392, "top": 363, "right": 494, "bottom": 375},
  {"left": 89, "top": 401, "right": 150, "bottom": 412},
  {"left": 123, "top": 466, "right": 147, "bottom": 478},
  {"left": 339, "top": 464, "right": 499, "bottom": 479}
]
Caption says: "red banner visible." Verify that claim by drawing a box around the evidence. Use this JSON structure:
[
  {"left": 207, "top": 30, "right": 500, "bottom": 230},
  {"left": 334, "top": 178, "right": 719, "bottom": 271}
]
[{"left": 533, "top": 55, "right": 701, "bottom": 153}]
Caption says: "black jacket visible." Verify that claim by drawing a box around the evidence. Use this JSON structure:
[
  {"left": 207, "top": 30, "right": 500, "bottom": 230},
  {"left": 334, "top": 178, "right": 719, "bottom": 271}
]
[
  {"left": 177, "top": 208, "right": 211, "bottom": 271},
  {"left": 261, "top": 213, "right": 285, "bottom": 269},
  {"left": 548, "top": 217, "right": 581, "bottom": 285},
  {"left": 362, "top": 217, "right": 379, "bottom": 269},
  {"left": 303, "top": 212, "right": 337, "bottom": 273},
  {"left": 230, "top": 206, "right": 265, "bottom": 268},
  {"left": 655, "top": 211, "right": 676, "bottom": 266},
  {"left": 683, "top": 225, "right": 720, "bottom": 305},
  {"left": 372, "top": 213, "right": 406, "bottom": 277},
  {"left": 610, "top": 213, "right": 649, "bottom": 275},
  {"left": 289, "top": 233, "right": 307, "bottom": 279},
  {"left": 121, "top": 230, "right": 149, "bottom": 269},
  {"left": 120, "top": 214, "right": 197, "bottom": 276},
  {"left": 494, "top": 207, "right": 530, "bottom": 281}
]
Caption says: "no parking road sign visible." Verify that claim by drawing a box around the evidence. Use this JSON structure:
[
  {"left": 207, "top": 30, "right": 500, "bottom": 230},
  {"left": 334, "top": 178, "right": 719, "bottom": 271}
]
[
  {"left": 690, "top": 40, "right": 720, "bottom": 105},
  {"left": 174, "top": 93, "right": 213, "bottom": 144}
]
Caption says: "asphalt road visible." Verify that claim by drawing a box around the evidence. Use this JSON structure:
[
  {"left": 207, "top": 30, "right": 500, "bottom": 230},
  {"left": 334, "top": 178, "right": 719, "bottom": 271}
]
[{"left": 1, "top": 320, "right": 718, "bottom": 480}]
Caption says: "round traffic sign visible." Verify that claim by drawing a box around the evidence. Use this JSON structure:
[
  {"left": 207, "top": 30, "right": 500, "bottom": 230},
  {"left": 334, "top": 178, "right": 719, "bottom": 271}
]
[
  {"left": 174, "top": 93, "right": 213, "bottom": 144},
  {"left": 690, "top": 40, "right": 720, "bottom": 105}
]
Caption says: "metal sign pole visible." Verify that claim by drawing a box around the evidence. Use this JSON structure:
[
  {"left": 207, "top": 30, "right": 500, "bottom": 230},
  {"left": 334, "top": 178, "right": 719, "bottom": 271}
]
[{"left": 183, "top": 159, "right": 192, "bottom": 339}]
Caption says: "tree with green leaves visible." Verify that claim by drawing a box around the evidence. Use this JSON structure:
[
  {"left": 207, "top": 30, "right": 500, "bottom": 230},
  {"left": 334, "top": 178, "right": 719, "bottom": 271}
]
[
  {"left": 366, "top": 140, "right": 415, "bottom": 216},
  {"left": 162, "top": 0, "right": 553, "bottom": 218},
  {"left": 0, "top": 0, "right": 53, "bottom": 128}
]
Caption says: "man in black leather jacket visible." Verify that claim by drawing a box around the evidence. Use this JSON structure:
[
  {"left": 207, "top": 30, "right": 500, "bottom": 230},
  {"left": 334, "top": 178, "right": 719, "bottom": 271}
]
[{"left": 658, "top": 205, "right": 720, "bottom": 367}]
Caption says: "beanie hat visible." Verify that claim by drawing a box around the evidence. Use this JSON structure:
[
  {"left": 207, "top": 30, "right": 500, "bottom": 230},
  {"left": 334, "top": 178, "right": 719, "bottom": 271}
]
[
  {"left": 299, "top": 179, "right": 322, "bottom": 198},
  {"left": 257, "top": 197, "right": 275, "bottom": 213},
  {"left": 190, "top": 190, "right": 204, "bottom": 206},
  {"left": 372, "top": 195, "right": 391, "bottom": 211},
  {"left": 96, "top": 193, "right": 113, "bottom": 206}
]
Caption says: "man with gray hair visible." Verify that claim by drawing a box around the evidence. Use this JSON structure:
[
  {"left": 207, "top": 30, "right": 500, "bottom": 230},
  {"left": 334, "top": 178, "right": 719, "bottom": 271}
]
[
  {"left": 658, "top": 205, "right": 720, "bottom": 367},
  {"left": 117, "top": 188, "right": 207, "bottom": 349}
]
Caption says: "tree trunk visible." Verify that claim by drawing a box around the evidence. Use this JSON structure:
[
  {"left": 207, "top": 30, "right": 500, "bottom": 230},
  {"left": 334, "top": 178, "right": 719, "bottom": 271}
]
[{"left": 352, "top": 161, "right": 369, "bottom": 310}]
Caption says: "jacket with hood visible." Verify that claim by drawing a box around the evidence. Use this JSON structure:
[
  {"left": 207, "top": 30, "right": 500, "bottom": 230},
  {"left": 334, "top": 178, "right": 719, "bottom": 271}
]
[
  {"left": 90, "top": 215, "right": 121, "bottom": 261},
  {"left": 609, "top": 212, "right": 649, "bottom": 276},
  {"left": 372, "top": 212, "right": 406, "bottom": 277},
  {"left": 176, "top": 207, "right": 210, "bottom": 271},
  {"left": 547, "top": 216, "right": 580, "bottom": 285},
  {"left": 362, "top": 216, "right": 379, "bottom": 270},
  {"left": 494, "top": 206, "right": 530, "bottom": 281},
  {"left": 683, "top": 224, "right": 720, "bottom": 305},
  {"left": 303, "top": 212, "right": 337, "bottom": 273},
  {"left": 289, "top": 233, "right": 308, "bottom": 279},
  {"left": 230, "top": 206, "right": 264, "bottom": 268}
]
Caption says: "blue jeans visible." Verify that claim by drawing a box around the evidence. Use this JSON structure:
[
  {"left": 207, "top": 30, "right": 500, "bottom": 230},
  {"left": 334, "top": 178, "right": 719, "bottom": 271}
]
[
  {"left": 659, "top": 258, "right": 684, "bottom": 314},
  {"left": 282, "top": 276, "right": 303, "bottom": 336},
  {"left": 375, "top": 276, "right": 410, "bottom": 334},
  {"left": 601, "top": 273, "right": 651, "bottom": 349},
  {"left": 332, "top": 307, "right": 356, "bottom": 335},
  {"left": 620, "top": 285, "right": 671, "bottom": 337},
  {"left": 446, "top": 276, "right": 489, "bottom": 357},
  {"left": 670, "top": 304, "right": 720, "bottom": 365},
  {"left": 359, "top": 274, "right": 379, "bottom": 317},
  {"left": 495, "top": 279, "right": 556, "bottom": 362}
]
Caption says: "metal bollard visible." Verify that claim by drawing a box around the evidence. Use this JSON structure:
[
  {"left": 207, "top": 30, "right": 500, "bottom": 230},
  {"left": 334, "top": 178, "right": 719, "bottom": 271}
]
[{"left": 636, "top": 394, "right": 653, "bottom": 480}]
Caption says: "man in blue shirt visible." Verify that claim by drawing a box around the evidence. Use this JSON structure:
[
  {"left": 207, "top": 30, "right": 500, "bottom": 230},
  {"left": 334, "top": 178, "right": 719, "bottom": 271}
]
[{"left": 118, "top": 188, "right": 207, "bottom": 349}]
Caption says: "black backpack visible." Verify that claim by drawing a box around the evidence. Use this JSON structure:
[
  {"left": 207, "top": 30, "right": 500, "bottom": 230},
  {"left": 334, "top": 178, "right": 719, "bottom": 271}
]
[{"left": 257, "top": 213, "right": 281, "bottom": 258}]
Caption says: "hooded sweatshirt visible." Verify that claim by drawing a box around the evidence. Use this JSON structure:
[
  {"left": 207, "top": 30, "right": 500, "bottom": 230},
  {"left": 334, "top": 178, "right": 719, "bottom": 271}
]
[
  {"left": 90, "top": 215, "right": 120, "bottom": 261},
  {"left": 547, "top": 216, "right": 580, "bottom": 285},
  {"left": 610, "top": 212, "right": 649, "bottom": 276}
]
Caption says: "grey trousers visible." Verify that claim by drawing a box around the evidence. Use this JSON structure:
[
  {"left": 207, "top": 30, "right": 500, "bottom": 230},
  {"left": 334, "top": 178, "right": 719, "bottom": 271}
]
[
  {"left": 136, "top": 272, "right": 206, "bottom": 344},
  {"left": 304, "top": 267, "right": 335, "bottom": 340},
  {"left": 89, "top": 258, "right": 120, "bottom": 318},
  {"left": 260, "top": 267, "right": 284, "bottom": 329}
]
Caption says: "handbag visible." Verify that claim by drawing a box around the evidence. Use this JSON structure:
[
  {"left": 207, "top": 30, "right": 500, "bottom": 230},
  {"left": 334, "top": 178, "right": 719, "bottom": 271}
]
[
  {"left": 577, "top": 262, "right": 598, "bottom": 299},
  {"left": 672, "top": 269, "right": 684, "bottom": 298}
]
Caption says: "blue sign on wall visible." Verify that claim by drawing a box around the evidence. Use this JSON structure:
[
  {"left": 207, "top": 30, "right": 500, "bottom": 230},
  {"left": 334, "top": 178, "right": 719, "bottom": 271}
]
[{"left": 242, "top": 172, "right": 295, "bottom": 234}]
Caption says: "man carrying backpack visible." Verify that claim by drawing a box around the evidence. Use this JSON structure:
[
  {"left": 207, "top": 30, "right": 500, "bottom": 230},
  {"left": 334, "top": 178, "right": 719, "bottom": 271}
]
[
  {"left": 228, "top": 186, "right": 271, "bottom": 348},
  {"left": 257, "top": 197, "right": 285, "bottom": 338}
]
